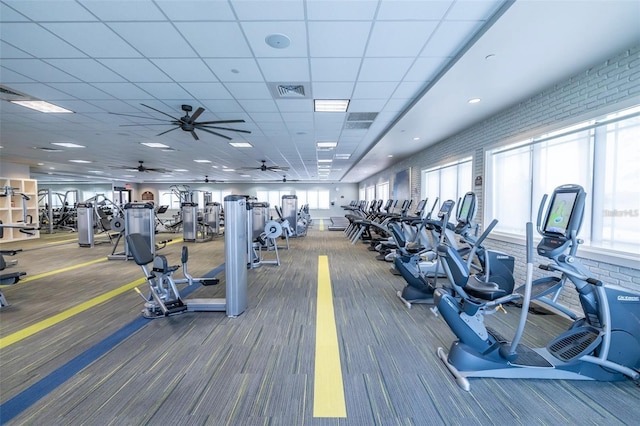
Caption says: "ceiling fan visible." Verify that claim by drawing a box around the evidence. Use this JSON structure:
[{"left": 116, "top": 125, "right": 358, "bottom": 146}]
[
  {"left": 241, "top": 160, "right": 289, "bottom": 173},
  {"left": 110, "top": 104, "right": 251, "bottom": 141},
  {"left": 118, "top": 160, "right": 169, "bottom": 173}
]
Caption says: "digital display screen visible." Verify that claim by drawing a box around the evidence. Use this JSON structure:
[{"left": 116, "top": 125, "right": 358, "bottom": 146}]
[
  {"left": 544, "top": 191, "right": 578, "bottom": 236},
  {"left": 458, "top": 193, "right": 473, "bottom": 221}
]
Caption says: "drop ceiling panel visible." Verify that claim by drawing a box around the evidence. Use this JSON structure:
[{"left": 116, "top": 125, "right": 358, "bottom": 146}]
[
  {"left": 43, "top": 23, "right": 141, "bottom": 58},
  {"left": 239, "top": 100, "right": 279, "bottom": 113},
  {"left": 0, "top": 41, "right": 33, "bottom": 59},
  {"left": 225, "top": 82, "right": 272, "bottom": 99},
  {"left": 45, "top": 59, "right": 125, "bottom": 82},
  {"left": 91, "top": 83, "right": 154, "bottom": 100},
  {"left": 307, "top": 21, "right": 372, "bottom": 57},
  {"left": 109, "top": 23, "right": 197, "bottom": 58},
  {"left": 311, "top": 82, "right": 354, "bottom": 99},
  {"left": 155, "top": 1, "right": 236, "bottom": 21},
  {"left": 174, "top": 22, "right": 252, "bottom": 57},
  {"left": 241, "top": 22, "right": 308, "bottom": 58},
  {"left": 1, "top": 23, "right": 85, "bottom": 58},
  {"left": 53, "top": 83, "right": 114, "bottom": 100},
  {"left": 352, "top": 81, "right": 398, "bottom": 99},
  {"left": 358, "top": 57, "right": 414, "bottom": 81},
  {"left": 4, "top": 0, "right": 97, "bottom": 21},
  {"left": 181, "top": 82, "right": 233, "bottom": 100},
  {"left": 311, "top": 58, "right": 362, "bottom": 81},
  {"left": 2, "top": 59, "right": 79, "bottom": 83},
  {"left": 422, "top": 21, "right": 483, "bottom": 57},
  {"left": 377, "top": 0, "right": 452, "bottom": 20},
  {"left": 0, "top": 68, "right": 36, "bottom": 83},
  {"left": 306, "top": 0, "right": 378, "bottom": 20},
  {"left": 99, "top": 59, "right": 172, "bottom": 82},
  {"left": 151, "top": 59, "right": 219, "bottom": 82},
  {"left": 231, "top": 1, "right": 305, "bottom": 20},
  {"left": 257, "top": 58, "right": 310, "bottom": 82},
  {"left": 204, "top": 58, "right": 264, "bottom": 82},
  {"left": 366, "top": 21, "right": 438, "bottom": 57},
  {"left": 81, "top": 1, "right": 166, "bottom": 21}
]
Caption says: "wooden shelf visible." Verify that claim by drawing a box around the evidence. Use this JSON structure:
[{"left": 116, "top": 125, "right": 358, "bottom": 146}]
[{"left": 0, "top": 177, "right": 39, "bottom": 243}]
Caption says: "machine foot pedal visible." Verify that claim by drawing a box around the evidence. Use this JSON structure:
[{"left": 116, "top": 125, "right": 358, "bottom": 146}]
[
  {"left": 201, "top": 278, "right": 219, "bottom": 286},
  {"left": 547, "top": 326, "right": 601, "bottom": 362}
]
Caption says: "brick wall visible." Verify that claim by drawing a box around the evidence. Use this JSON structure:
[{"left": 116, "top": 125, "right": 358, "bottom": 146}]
[{"left": 360, "top": 45, "right": 640, "bottom": 314}]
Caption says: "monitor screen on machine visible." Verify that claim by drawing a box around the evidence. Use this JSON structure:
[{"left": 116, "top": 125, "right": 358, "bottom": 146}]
[{"left": 544, "top": 190, "right": 578, "bottom": 236}]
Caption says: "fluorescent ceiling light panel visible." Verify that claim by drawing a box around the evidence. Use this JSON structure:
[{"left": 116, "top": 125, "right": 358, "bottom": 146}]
[
  {"left": 223, "top": 168, "right": 235, "bottom": 172},
  {"left": 11, "top": 100, "right": 73, "bottom": 113},
  {"left": 229, "top": 142, "right": 253, "bottom": 148},
  {"left": 314, "top": 99, "right": 349, "bottom": 112},
  {"left": 316, "top": 141, "right": 337, "bottom": 148},
  {"left": 174, "top": 169, "right": 188, "bottom": 172},
  {"left": 52, "top": 142, "right": 85, "bottom": 148},
  {"left": 68, "top": 159, "right": 92, "bottom": 163},
  {"left": 317, "top": 159, "right": 333, "bottom": 163},
  {"left": 194, "top": 159, "right": 211, "bottom": 163},
  {"left": 141, "top": 142, "right": 170, "bottom": 148},
  {"left": 334, "top": 154, "right": 351, "bottom": 159}
]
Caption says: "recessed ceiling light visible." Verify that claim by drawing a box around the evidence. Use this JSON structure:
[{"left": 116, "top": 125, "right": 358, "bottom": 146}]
[
  {"left": 240, "top": 174, "right": 251, "bottom": 177},
  {"left": 314, "top": 99, "right": 349, "bottom": 112},
  {"left": 229, "top": 142, "right": 253, "bottom": 148},
  {"left": 68, "top": 159, "right": 92, "bottom": 163},
  {"left": 11, "top": 100, "right": 73, "bottom": 113},
  {"left": 334, "top": 153, "right": 351, "bottom": 160},
  {"left": 468, "top": 98, "right": 481, "bottom": 104},
  {"left": 265, "top": 33, "right": 291, "bottom": 49},
  {"left": 223, "top": 168, "right": 235, "bottom": 172},
  {"left": 387, "top": 154, "right": 393, "bottom": 158},
  {"left": 318, "top": 159, "right": 333, "bottom": 163},
  {"left": 141, "top": 142, "right": 170, "bottom": 148},
  {"left": 174, "top": 169, "right": 188, "bottom": 172},
  {"left": 412, "top": 137, "right": 420, "bottom": 141},
  {"left": 52, "top": 142, "right": 85, "bottom": 148},
  {"left": 316, "top": 141, "right": 338, "bottom": 148},
  {"left": 194, "top": 159, "right": 211, "bottom": 163}
]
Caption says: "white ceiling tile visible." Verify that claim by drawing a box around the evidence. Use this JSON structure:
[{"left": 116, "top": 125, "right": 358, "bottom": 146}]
[
  {"left": 54, "top": 83, "right": 115, "bottom": 100},
  {"left": 155, "top": 0, "right": 236, "bottom": 20},
  {"left": 405, "top": 57, "right": 446, "bottom": 81},
  {"left": 201, "top": 99, "right": 244, "bottom": 113},
  {"left": 0, "top": 68, "right": 35, "bottom": 83},
  {"left": 92, "top": 83, "right": 154, "bottom": 100},
  {"left": 226, "top": 82, "right": 272, "bottom": 99},
  {"left": 109, "top": 23, "right": 196, "bottom": 58},
  {"left": 311, "top": 58, "right": 361, "bottom": 82},
  {"left": 241, "top": 22, "right": 308, "bottom": 58},
  {"left": 393, "top": 81, "right": 425, "bottom": 98},
  {"left": 358, "top": 57, "right": 414, "bottom": 81},
  {"left": 421, "top": 21, "right": 483, "bottom": 57},
  {"left": 1, "top": 59, "right": 79, "bottom": 83},
  {"left": 232, "top": 1, "right": 305, "bottom": 20},
  {"left": 308, "top": 21, "right": 372, "bottom": 57},
  {"left": 281, "top": 112, "right": 314, "bottom": 123},
  {"left": 257, "top": 58, "right": 310, "bottom": 82},
  {"left": 352, "top": 81, "right": 398, "bottom": 99},
  {"left": 367, "top": 21, "right": 438, "bottom": 57},
  {"left": 0, "top": 3, "right": 29, "bottom": 21},
  {"left": 306, "top": 0, "right": 378, "bottom": 20},
  {"left": 311, "top": 82, "right": 354, "bottom": 99},
  {"left": 1, "top": 23, "right": 85, "bottom": 58},
  {"left": 446, "top": 0, "right": 503, "bottom": 20},
  {"left": 45, "top": 59, "right": 126, "bottom": 82},
  {"left": 204, "top": 58, "right": 264, "bottom": 82},
  {"left": 174, "top": 22, "right": 252, "bottom": 57},
  {"left": 377, "top": 0, "right": 453, "bottom": 20},
  {"left": 383, "top": 98, "right": 413, "bottom": 112},
  {"left": 180, "top": 82, "right": 233, "bottom": 99},
  {"left": 347, "top": 99, "right": 387, "bottom": 111},
  {"left": 5, "top": 0, "right": 98, "bottom": 21},
  {"left": 152, "top": 59, "right": 218, "bottom": 82},
  {"left": 238, "top": 100, "right": 279, "bottom": 113},
  {"left": 43, "top": 23, "right": 141, "bottom": 58},
  {"left": 275, "top": 99, "right": 313, "bottom": 113},
  {"left": 100, "top": 59, "right": 172, "bottom": 82},
  {"left": 7, "top": 83, "right": 78, "bottom": 100},
  {"left": 136, "top": 82, "right": 192, "bottom": 100},
  {"left": 81, "top": 1, "right": 166, "bottom": 21},
  {"left": 0, "top": 41, "right": 33, "bottom": 59}
]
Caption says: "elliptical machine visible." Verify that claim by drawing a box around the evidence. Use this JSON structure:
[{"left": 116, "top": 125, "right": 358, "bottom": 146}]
[{"left": 433, "top": 184, "right": 640, "bottom": 391}]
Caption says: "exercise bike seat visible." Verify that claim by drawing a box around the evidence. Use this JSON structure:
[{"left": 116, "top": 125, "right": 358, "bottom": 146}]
[{"left": 464, "top": 275, "right": 509, "bottom": 301}]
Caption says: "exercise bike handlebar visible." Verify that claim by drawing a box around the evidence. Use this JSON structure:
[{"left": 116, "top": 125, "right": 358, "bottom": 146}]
[{"left": 539, "top": 263, "right": 603, "bottom": 287}]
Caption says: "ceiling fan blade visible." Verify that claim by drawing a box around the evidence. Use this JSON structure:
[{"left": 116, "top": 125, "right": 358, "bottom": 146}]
[
  {"left": 269, "top": 166, "right": 289, "bottom": 171},
  {"left": 197, "top": 127, "right": 232, "bottom": 140},
  {"left": 141, "top": 103, "right": 181, "bottom": 121},
  {"left": 109, "top": 112, "right": 171, "bottom": 122},
  {"left": 156, "top": 126, "right": 181, "bottom": 137},
  {"left": 197, "top": 119, "right": 246, "bottom": 125},
  {"left": 197, "top": 124, "right": 252, "bottom": 134},
  {"left": 189, "top": 107, "right": 205, "bottom": 123},
  {"left": 190, "top": 130, "right": 199, "bottom": 141},
  {"left": 119, "top": 123, "right": 178, "bottom": 127}
]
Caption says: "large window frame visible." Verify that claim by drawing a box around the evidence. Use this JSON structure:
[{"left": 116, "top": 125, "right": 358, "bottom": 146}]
[
  {"left": 485, "top": 105, "right": 640, "bottom": 264},
  {"left": 421, "top": 157, "right": 473, "bottom": 212}
]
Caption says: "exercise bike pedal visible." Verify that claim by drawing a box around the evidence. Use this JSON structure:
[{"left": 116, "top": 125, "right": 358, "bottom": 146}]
[{"left": 547, "top": 326, "right": 602, "bottom": 362}]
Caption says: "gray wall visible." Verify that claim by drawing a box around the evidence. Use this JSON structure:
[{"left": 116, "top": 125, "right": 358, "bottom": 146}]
[{"left": 359, "top": 45, "right": 640, "bottom": 313}]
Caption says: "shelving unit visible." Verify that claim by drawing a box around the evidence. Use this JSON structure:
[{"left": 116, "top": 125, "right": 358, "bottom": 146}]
[{"left": 0, "top": 177, "right": 39, "bottom": 243}]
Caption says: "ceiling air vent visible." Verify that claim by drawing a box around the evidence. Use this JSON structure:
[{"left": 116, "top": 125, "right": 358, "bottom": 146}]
[
  {"left": 269, "top": 83, "right": 310, "bottom": 99},
  {"left": 345, "top": 121, "right": 372, "bottom": 130},
  {"left": 347, "top": 112, "right": 378, "bottom": 122}
]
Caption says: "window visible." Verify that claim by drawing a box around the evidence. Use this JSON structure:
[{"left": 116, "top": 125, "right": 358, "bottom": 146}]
[
  {"left": 421, "top": 157, "right": 473, "bottom": 210},
  {"left": 365, "top": 185, "right": 375, "bottom": 202},
  {"left": 359, "top": 186, "right": 365, "bottom": 201},
  {"left": 376, "top": 182, "right": 389, "bottom": 203},
  {"left": 486, "top": 105, "right": 640, "bottom": 256},
  {"left": 295, "top": 190, "right": 331, "bottom": 209}
]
